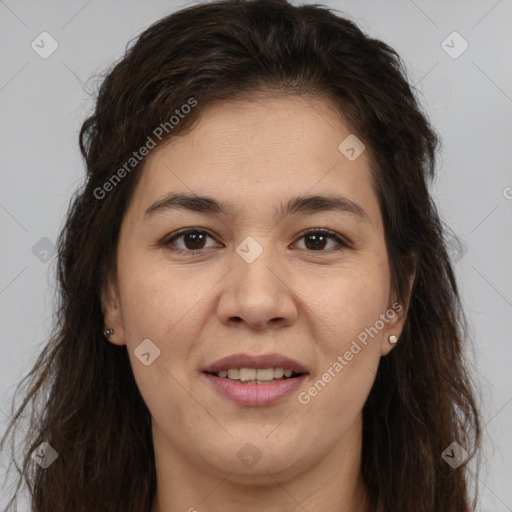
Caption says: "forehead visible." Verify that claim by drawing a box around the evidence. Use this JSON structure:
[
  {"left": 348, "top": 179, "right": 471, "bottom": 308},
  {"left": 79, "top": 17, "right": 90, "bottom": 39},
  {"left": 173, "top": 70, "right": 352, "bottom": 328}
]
[{"left": 126, "top": 94, "right": 381, "bottom": 227}]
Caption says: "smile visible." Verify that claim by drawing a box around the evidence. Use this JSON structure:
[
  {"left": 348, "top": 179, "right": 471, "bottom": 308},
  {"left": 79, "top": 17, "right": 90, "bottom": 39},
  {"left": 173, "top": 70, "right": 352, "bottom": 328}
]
[{"left": 202, "top": 371, "right": 308, "bottom": 406}]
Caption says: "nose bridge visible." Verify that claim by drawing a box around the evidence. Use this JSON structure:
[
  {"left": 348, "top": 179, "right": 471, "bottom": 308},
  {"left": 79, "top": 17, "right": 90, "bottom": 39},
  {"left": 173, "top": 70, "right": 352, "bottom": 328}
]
[
  {"left": 233, "top": 234, "right": 281, "bottom": 297},
  {"left": 217, "top": 234, "right": 297, "bottom": 328}
]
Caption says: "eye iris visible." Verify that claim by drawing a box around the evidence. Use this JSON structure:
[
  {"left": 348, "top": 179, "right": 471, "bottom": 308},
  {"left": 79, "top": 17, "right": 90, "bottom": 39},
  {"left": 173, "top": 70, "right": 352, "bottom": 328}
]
[
  {"left": 174, "top": 231, "right": 337, "bottom": 252},
  {"left": 184, "top": 232, "right": 206, "bottom": 250},
  {"left": 305, "top": 233, "right": 327, "bottom": 250}
]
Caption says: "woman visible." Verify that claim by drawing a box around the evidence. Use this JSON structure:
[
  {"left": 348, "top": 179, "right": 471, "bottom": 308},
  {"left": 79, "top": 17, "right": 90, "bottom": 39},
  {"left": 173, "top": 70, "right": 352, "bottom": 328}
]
[{"left": 1, "top": 0, "right": 482, "bottom": 510}]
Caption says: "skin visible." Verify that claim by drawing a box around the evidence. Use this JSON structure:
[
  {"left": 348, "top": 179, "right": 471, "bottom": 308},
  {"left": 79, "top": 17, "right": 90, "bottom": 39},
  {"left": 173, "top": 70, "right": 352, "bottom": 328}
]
[{"left": 102, "top": 94, "right": 414, "bottom": 512}]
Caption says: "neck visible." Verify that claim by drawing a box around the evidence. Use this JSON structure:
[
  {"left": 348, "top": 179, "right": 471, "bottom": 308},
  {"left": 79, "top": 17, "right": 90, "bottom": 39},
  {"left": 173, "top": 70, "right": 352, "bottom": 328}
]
[{"left": 150, "top": 415, "right": 370, "bottom": 512}]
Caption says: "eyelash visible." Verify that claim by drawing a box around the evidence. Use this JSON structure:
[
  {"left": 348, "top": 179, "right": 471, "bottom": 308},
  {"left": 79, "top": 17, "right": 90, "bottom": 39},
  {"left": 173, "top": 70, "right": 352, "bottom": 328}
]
[{"left": 162, "top": 228, "right": 350, "bottom": 254}]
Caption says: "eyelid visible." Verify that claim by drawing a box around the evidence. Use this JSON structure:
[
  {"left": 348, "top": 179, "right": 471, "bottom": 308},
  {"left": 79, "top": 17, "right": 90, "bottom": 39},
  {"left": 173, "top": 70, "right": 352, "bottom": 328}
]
[
  {"left": 296, "top": 228, "right": 352, "bottom": 248},
  {"left": 162, "top": 228, "right": 220, "bottom": 252},
  {"left": 162, "top": 227, "right": 351, "bottom": 253}
]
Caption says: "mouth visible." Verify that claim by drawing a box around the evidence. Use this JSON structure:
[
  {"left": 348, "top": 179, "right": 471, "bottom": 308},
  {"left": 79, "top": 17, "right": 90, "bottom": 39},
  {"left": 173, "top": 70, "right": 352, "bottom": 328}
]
[
  {"left": 200, "top": 353, "right": 309, "bottom": 406},
  {"left": 202, "top": 371, "right": 308, "bottom": 406},
  {"left": 201, "top": 352, "right": 309, "bottom": 375},
  {"left": 203, "top": 367, "right": 306, "bottom": 384}
]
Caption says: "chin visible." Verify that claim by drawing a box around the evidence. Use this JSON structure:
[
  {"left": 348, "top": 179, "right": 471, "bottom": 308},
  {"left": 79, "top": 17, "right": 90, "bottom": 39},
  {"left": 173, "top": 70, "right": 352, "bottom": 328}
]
[{"left": 201, "top": 442, "right": 305, "bottom": 483}]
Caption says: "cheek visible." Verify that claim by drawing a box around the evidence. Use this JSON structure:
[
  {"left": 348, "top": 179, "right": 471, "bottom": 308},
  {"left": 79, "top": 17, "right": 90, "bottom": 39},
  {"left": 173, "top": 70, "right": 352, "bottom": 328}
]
[
  {"left": 117, "top": 264, "right": 205, "bottom": 431},
  {"left": 117, "top": 254, "right": 208, "bottom": 343},
  {"left": 115, "top": 256, "right": 206, "bottom": 396},
  {"left": 295, "top": 262, "right": 388, "bottom": 412},
  {"left": 301, "top": 261, "right": 390, "bottom": 345}
]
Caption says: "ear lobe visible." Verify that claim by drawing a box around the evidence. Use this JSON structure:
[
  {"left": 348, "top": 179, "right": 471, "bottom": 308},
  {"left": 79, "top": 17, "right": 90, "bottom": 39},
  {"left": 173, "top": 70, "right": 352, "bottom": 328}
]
[
  {"left": 101, "top": 278, "right": 126, "bottom": 346},
  {"left": 381, "top": 260, "right": 416, "bottom": 356},
  {"left": 380, "top": 302, "right": 407, "bottom": 357}
]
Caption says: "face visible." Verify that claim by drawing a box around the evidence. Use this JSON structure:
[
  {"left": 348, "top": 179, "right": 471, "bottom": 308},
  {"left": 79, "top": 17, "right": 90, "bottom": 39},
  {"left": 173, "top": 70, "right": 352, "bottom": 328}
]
[{"left": 102, "top": 94, "right": 411, "bottom": 484}]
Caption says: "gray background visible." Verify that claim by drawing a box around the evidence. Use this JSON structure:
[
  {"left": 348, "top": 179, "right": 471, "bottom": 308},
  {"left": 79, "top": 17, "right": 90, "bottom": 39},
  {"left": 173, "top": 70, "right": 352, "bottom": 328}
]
[{"left": 1, "top": 0, "right": 511, "bottom": 509}]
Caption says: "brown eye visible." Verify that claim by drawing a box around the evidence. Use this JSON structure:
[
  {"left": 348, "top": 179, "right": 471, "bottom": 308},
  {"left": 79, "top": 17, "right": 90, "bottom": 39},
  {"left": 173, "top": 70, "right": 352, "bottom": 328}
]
[
  {"left": 295, "top": 229, "right": 349, "bottom": 252},
  {"left": 163, "top": 228, "right": 349, "bottom": 254},
  {"left": 164, "top": 229, "right": 219, "bottom": 252}
]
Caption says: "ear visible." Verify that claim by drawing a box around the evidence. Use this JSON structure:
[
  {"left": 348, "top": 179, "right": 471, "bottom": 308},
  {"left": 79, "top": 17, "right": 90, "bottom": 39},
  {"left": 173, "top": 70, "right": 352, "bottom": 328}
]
[
  {"left": 380, "top": 255, "right": 417, "bottom": 357},
  {"left": 101, "top": 274, "right": 126, "bottom": 347}
]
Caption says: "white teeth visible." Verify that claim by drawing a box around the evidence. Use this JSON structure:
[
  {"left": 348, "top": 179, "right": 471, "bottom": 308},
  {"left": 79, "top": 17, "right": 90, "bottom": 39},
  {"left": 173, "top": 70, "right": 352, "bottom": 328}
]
[
  {"left": 227, "top": 369, "right": 240, "bottom": 379},
  {"left": 213, "top": 367, "right": 299, "bottom": 380},
  {"left": 255, "top": 368, "right": 274, "bottom": 381},
  {"left": 273, "top": 367, "right": 284, "bottom": 378},
  {"left": 239, "top": 368, "right": 256, "bottom": 382}
]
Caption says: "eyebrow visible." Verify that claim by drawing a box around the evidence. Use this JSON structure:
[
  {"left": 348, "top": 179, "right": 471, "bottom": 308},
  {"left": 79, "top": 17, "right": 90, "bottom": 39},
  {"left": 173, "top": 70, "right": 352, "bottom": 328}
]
[{"left": 144, "top": 192, "right": 371, "bottom": 224}]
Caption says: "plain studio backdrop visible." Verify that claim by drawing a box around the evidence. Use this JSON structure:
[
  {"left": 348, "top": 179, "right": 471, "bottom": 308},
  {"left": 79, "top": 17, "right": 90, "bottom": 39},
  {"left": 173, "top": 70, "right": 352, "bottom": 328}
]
[{"left": 0, "top": 0, "right": 511, "bottom": 510}]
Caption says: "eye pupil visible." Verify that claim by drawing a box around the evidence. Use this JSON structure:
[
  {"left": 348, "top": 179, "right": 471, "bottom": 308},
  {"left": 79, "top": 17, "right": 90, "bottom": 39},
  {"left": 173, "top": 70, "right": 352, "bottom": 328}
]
[
  {"left": 185, "top": 232, "right": 206, "bottom": 249},
  {"left": 167, "top": 229, "right": 345, "bottom": 254},
  {"left": 305, "top": 234, "right": 327, "bottom": 250}
]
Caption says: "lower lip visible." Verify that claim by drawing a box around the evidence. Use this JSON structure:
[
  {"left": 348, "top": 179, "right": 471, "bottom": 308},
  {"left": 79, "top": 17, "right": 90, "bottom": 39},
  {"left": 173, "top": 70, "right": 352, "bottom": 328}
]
[{"left": 202, "top": 373, "right": 308, "bottom": 406}]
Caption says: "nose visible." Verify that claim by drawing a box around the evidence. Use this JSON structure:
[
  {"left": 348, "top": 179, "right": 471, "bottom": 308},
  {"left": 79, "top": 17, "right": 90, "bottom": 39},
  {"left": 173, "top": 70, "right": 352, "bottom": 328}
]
[{"left": 216, "top": 246, "right": 299, "bottom": 331}]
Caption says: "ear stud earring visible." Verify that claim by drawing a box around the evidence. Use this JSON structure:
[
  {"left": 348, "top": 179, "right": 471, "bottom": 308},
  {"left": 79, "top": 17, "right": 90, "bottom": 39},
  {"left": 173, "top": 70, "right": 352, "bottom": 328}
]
[
  {"left": 389, "top": 335, "right": 398, "bottom": 344},
  {"left": 103, "top": 328, "right": 115, "bottom": 340}
]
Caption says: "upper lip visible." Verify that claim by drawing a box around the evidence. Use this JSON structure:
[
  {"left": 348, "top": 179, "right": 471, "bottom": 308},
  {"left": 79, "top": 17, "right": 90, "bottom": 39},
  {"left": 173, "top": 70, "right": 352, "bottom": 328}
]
[{"left": 201, "top": 353, "right": 309, "bottom": 374}]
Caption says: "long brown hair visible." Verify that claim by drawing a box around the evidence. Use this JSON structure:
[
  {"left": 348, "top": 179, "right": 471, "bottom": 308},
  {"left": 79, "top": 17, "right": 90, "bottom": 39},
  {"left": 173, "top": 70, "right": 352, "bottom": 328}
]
[{"left": 1, "top": 0, "right": 482, "bottom": 510}]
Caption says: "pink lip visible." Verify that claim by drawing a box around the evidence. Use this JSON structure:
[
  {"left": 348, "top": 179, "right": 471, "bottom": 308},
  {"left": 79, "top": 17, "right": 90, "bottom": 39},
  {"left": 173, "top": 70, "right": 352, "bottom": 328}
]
[
  {"left": 201, "top": 352, "right": 309, "bottom": 373},
  {"left": 203, "top": 373, "right": 308, "bottom": 406}
]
